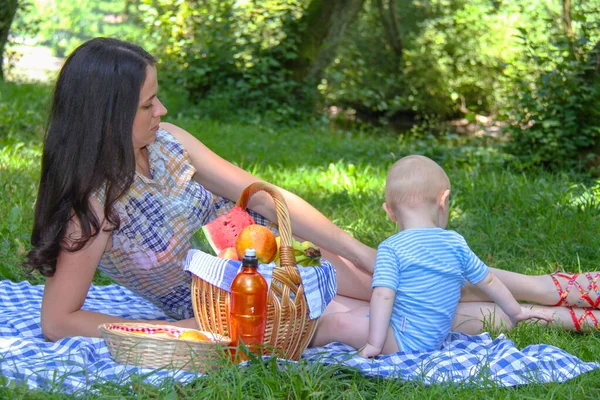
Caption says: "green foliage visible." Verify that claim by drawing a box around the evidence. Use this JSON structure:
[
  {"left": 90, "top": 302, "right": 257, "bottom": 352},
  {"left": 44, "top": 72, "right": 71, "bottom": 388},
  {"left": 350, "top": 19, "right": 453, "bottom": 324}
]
[
  {"left": 503, "top": 2, "right": 600, "bottom": 170},
  {"left": 10, "top": 0, "right": 600, "bottom": 172},
  {"left": 21, "top": 0, "right": 145, "bottom": 57},
  {"left": 0, "top": 81, "right": 48, "bottom": 283},
  {"left": 9, "top": 0, "right": 40, "bottom": 40},
  {"left": 324, "top": 0, "right": 523, "bottom": 122},
  {"left": 139, "top": 0, "right": 314, "bottom": 122}
]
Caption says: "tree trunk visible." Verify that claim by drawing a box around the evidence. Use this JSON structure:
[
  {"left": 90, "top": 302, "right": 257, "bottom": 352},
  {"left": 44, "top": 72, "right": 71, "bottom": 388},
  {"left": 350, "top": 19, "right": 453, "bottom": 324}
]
[
  {"left": 592, "top": 39, "right": 600, "bottom": 74},
  {"left": 376, "top": 0, "right": 403, "bottom": 59},
  {"left": 0, "top": 0, "right": 19, "bottom": 81},
  {"left": 286, "top": 0, "right": 365, "bottom": 85},
  {"left": 562, "top": 0, "right": 573, "bottom": 39}
]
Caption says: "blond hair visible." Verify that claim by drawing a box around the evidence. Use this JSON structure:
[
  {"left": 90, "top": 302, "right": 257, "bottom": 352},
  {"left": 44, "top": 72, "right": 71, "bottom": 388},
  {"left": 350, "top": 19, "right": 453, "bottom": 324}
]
[{"left": 385, "top": 155, "right": 450, "bottom": 209}]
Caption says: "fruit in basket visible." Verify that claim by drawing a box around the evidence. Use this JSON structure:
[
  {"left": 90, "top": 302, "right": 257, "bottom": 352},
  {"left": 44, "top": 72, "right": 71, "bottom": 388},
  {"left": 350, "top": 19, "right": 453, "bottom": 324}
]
[
  {"left": 295, "top": 240, "right": 322, "bottom": 267},
  {"left": 202, "top": 206, "right": 255, "bottom": 254},
  {"left": 217, "top": 247, "right": 240, "bottom": 261},
  {"left": 179, "top": 330, "right": 211, "bottom": 342},
  {"left": 235, "top": 224, "right": 277, "bottom": 263},
  {"left": 274, "top": 236, "right": 322, "bottom": 267}
]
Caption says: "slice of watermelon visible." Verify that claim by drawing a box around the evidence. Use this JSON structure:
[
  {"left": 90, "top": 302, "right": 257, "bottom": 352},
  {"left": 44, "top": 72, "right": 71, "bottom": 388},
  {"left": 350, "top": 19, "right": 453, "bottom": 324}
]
[{"left": 202, "top": 206, "right": 255, "bottom": 254}]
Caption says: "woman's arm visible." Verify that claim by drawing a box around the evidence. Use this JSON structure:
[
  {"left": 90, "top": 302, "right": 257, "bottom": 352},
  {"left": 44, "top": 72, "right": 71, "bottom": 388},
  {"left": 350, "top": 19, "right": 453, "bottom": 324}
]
[
  {"left": 163, "top": 122, "right": 376, "bottom": 273},
  {"left": 41, "top": 197, "right": 196, "bottom": 341},
  {"left": 41, "top": 211, "right": 125, "bottom": 340}
]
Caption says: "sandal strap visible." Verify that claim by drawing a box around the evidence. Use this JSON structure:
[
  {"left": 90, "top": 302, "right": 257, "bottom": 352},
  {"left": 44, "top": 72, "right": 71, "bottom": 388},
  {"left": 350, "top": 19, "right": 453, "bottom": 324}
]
[
  {"left": 551, "top": 272, "right": 600, "bottom": 308},
  {"left": 551, "top": 272, "right": 577, "bottom": 307},
  {"left": 567, "top": 306, "right": 600, "bottom": 331},
  {"left": 567, "top": 307, "right": 581, "bottom": 331},
  {"left": 584, "top": 272, "right": 600, "bottom": 308}
]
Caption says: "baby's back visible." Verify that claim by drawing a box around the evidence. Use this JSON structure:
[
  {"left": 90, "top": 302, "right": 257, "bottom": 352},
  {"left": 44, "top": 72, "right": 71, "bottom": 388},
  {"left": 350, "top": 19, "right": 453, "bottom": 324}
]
[{"left": 375, "top": 228, "right": 488, "bottom": 351}]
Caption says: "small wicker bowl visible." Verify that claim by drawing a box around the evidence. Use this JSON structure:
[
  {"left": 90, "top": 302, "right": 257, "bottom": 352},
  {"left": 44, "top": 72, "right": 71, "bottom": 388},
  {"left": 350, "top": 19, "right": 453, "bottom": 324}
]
[{"left": 99, "top": 322, "right": 231, "bottom": 372}]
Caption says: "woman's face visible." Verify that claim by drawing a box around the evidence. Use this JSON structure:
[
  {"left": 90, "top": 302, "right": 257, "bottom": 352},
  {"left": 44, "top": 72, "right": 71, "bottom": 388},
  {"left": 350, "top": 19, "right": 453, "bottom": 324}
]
[{"left": 132, "top": 65, "right": 167, "bottom": 149}]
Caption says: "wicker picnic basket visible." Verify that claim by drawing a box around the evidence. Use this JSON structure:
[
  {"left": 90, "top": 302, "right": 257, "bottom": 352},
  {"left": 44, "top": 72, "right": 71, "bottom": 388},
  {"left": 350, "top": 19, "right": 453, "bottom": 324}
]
[
  {"left": 191, "top": 182, "right": 319, "bottom": 361},
  {"left": 99, "top": 322, "right": 231, "bottom": 372}
]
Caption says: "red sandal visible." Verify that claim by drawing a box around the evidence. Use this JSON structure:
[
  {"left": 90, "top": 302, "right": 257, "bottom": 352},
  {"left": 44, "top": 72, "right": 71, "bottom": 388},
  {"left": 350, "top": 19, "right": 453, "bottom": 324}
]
[
  {"left": 566, "top": 307, "right": 600, "bottom": 331},
  {"left": 551, "top": 272, "right": 600, "bottom": 330}
]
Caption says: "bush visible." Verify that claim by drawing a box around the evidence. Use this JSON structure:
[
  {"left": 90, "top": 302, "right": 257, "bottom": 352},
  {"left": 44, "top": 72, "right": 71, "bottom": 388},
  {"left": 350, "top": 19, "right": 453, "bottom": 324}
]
[
  {"left": 22, "top": 0, "right": 145, "bottom": 57},
  {"left": 138, "top": 0, "right": 315, "bottom": 123},
  {"left": 322, "top": 0, "right": 524, "bottom": 123},
  {"left": 503, "top": 3, "right": 600, "bottom": 171}
]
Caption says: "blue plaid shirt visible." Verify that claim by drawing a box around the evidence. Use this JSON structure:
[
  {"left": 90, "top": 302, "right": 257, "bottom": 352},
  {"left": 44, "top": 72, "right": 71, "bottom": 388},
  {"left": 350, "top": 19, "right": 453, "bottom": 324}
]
[{"left": 94, "top": 129, "right": 275, "bottom": 319}]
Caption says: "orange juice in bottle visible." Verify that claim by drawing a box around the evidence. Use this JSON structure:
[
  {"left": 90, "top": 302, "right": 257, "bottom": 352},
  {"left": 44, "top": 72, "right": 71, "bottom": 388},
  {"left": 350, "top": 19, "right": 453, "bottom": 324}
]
[{"left": 230, "top": 248, "right": 268, "bottom": 360}]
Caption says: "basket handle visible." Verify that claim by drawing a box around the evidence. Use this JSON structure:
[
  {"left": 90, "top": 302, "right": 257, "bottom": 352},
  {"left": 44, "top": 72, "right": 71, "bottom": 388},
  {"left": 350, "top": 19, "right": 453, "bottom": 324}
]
[{"left": 236, "top": 182, "right": 300, "bottom": 280}]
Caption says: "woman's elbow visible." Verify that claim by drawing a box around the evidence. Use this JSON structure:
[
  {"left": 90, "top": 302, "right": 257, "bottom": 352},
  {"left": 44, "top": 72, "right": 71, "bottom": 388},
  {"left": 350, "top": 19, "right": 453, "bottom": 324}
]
[{"left": 41, "top": 316, "right": 67, "bottom": 342}]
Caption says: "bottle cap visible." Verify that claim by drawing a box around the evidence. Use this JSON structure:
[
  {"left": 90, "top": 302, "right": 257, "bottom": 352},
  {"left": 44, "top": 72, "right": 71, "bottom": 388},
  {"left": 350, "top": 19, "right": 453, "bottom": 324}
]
[{"left": 242, "top": 248, "right": 258, "bottom": 267}]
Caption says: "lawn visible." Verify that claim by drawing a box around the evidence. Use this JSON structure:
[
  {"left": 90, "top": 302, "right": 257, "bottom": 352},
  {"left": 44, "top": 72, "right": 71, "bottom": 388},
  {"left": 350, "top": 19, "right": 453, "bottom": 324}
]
[{"left": 1, "top": 80, "right": 600, "bottom": 398}]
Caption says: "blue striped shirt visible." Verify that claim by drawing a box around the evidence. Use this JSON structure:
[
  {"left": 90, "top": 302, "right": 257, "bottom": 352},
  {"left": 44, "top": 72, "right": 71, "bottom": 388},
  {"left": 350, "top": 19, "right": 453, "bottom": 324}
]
[{"left": 372, "top": 227, "right": 489, "bottom": 352}]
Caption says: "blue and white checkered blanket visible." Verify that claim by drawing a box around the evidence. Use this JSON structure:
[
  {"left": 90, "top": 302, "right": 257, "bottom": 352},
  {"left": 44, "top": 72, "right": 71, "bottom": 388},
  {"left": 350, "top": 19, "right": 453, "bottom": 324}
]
[{"left": 1, "top": 280, "right": 598, "bottom": 393}]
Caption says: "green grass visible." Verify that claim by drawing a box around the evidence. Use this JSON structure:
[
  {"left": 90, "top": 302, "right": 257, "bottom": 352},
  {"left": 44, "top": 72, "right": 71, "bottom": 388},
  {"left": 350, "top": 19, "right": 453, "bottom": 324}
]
[
  {"left": 0, "top": 81, "right": 49, "bottom": 284},
  {"left": 2, "top": 79, "right": 600, "bottom": 398}
]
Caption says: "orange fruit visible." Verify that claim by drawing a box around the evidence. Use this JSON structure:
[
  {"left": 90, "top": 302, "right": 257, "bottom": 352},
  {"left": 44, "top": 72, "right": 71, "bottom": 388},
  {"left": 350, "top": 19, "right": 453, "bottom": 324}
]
[
  {"left": 179, "top": 330, "right": 211, "bottom": 342},
  {"left": 235, "top": 224, "right": 277, "bottom": 263}
]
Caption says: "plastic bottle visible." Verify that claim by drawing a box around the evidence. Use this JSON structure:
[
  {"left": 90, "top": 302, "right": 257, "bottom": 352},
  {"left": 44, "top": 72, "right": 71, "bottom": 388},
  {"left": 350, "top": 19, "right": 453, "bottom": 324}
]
[{"left": 229, "top": 248, "right": 268, "bottom": 359}]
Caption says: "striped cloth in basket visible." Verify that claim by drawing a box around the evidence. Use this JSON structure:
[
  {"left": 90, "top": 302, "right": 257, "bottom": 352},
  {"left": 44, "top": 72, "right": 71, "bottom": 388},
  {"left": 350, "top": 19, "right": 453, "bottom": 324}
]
[{"left": 183, "top": 249, "right": 337, "bottom": 319}]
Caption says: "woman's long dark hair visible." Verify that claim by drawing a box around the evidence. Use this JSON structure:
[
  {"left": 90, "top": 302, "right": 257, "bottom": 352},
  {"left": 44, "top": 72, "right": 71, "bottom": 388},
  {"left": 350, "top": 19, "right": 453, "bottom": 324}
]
[{"left": 26, "top": 37, "right": 155, "bottom": 277}]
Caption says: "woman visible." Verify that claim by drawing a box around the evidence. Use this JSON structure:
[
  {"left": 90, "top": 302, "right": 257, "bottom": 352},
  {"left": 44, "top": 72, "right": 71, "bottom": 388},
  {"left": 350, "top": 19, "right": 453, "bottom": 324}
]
[{"left": 26, "top": 38, "right": 599, "bottom": 342}]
